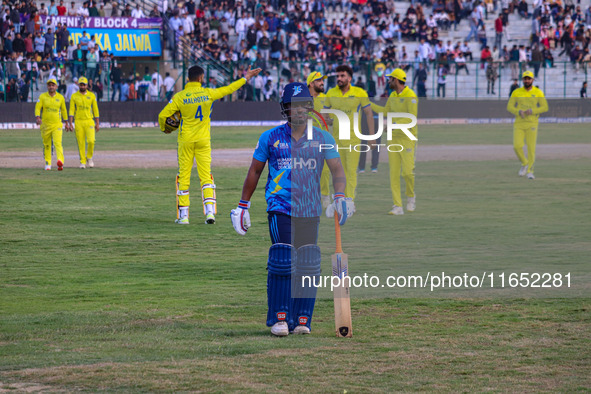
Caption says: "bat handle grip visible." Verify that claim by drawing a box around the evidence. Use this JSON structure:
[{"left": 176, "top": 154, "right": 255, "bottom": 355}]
[{"left": 334, "top": 214, "right": 343, "bottom": 253}]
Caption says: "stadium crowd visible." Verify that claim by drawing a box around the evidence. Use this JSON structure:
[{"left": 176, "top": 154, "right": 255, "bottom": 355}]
[{"left": 1, "top": 0, "right": 590, "bottom": 101}]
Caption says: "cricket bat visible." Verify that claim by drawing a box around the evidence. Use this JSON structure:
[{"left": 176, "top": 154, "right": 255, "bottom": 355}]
[{"left": 333, "top": 214, "right": 352, "bottom": 338}]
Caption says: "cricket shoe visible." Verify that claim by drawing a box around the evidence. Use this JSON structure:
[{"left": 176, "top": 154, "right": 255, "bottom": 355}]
[
  {"left": 291, "top": 325, "right": 311, "bottom": 335},
  {"left": 321, "top": 195, "right": 331, "bottom": 210},
  {"left": 357, "top": 168, "right": 365, "bottom": 174},
  {"left": 527, "top": 172, "right": 535, "bottom": 180},
  {"left": 371, "top": 168, "right": 378, "bottom": 173},
  {"left": 518, "top": 165, "right": 528, "bottom": 176},
  {"left": 79, "top": 163, "right": 86, "bottom": 169},
  {"left": 205, "top": 213, "right": 216, "bottom": 224},
  {"left": 87, "top": 158, "right": 94, "bottom": 168},
  {"left": 271, "top": 321, "right": 289, "bottom": 337},
  {"left": 407, "top": 197, "right": 416, "bottom": 212},
  {"left": 44, "top": 165, "right": 51, "bottom": 171},
  {"left": 175, "top": 217, "right": 189, "bottom": 224},
  {"left": 57, "top": 160, "right": 63, "bottom": 171},
  {"left": 389, "top": 205, "right": 404, "bottom": 215}
]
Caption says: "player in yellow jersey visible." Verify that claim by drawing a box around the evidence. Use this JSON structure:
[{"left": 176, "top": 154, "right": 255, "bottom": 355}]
[
  {"left": 35, "top": 78, "right": 69, "bottom": 171},
  {"left": 307, "top": 71, "right": 333, "bottom": 209},
  {"left": 323, "top": 65, "right": 375, "bottom": 203},
  {"left": 68, "top": 76, "right": 100, "bottom": 169},
  {"left": 507, "top": 71, "right": 548, "bottom": 180},
  {"left": 158, "top": 65, "right": 262, "bottom": 225},
  {"left": 371, "top": 68, "right": 419, "bottom": 215}
]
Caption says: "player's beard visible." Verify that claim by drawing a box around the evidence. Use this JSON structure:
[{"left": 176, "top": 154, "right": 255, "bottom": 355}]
[
  {"left": 79, "top": 86, "right": 87, "bottom": 93},
  {"left": 523, "top": 80, "right": 533, "bottom": 89},
  {"left": 314, "top": 84, "right": 324, "bottom": 94},
  {"left": 337, "top": 79, "right": 348, "bottom": 89}
]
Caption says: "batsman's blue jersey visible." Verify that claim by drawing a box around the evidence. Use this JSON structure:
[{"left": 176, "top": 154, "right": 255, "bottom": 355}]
[{"left": 253, "top": 123, "right": 339, "bottom": 217}]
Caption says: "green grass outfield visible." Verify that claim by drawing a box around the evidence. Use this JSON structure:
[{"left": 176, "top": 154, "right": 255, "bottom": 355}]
[
  {"left": 1, "top": 123, "right": 590, "bottom": 151},
  {"left": 1, "top": 158, "right": 590, "bottom": 391}
]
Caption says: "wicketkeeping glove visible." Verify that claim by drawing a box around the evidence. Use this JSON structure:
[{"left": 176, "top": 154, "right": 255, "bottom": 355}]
[
  {"left": 230, "top": 200, "right": 251, "bottom": 235},
  {"left": 325, "top": 193, "right": 355, "bottom": 225},
  {"left": 162, "top": 112, "right": 181, "bottom": 134}
]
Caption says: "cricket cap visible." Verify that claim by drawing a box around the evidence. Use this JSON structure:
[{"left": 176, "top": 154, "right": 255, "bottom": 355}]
[
  {"left": 306, "top": 71, "right": 326, "bottom": 86},
  {"left": 387, "top": 68, "right": 407, "bottom": 83}
]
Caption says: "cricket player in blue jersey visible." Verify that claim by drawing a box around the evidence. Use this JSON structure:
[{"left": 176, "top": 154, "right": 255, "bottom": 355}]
[{"left": 231, "top": 82, "right": 355, "bottom": 337}]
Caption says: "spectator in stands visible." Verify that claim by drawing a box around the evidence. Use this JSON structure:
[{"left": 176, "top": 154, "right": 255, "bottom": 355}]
[
  {"left": 517, "top": 0, "right": 529, "bottom": 18},
  {"left": 39, "top": 2, "right": 48, "bottom": 16},
  {"left": 65, "top": 77, "right": 78, "bottom": 101},
  {"left": 49, "top": 0, "right": 58, "bottom": 16},
  {"left": 110, "top": 1, "right": 119, "bottom": 16},
  {"left": 120, "top": 79, "right": 129, "bottom": 102},
  {"left": 481, "top": 45, "right": 492, "bottom": 68},
  {"left": 93, "top": 78, "right": 102, "bottom": 101},
  {"left": 437, "top": 63, "right": 447, "bottom": 98},
  {"left": 77, "top": 1, "right": 89, "bottom": 17},
  {"left": 163, "top": 72, "right": 175, "bottom": 101},
  {"left": 531, "top": 44, "right": 543, "bottom": 76},
  {"left": 581, "top": 81, "right": 587, "bottom": 98},
  {"left": 486, "top": 58, "right": 497, "bottom": 94},
  {"left": 57, "top": 0, "right": 66, "bottom": 16},
  {"left": 455, "top": 52, "right": 469, "bottom": 74},
  {"left": 495, "top": 13, "right": 503, "bottom": 49},
  {"left": 132, "top": 4, "right": 145, "bottom": 18},
  {"left": 111, "top": 63, "right": 122, "bottom": 101},
  {"left": 509, "top": 44, "right": 519, "bottom": 79},
  {"left": 148, "top": 76, "right": 160, "bottom": 101},
  {"left": 86, "top": 46, "right": 98, "bottom": 82},
  {"left": 508, "top": 78, "right": 519, "bottom": 97},
  {"left": 417, "top": 63, "right": 428, "bottom": 97},
  {"left": 478, "top": 24, "right": 487, "bottom": 49},
  {"left": 122, "top": 4, "right": 132, "bottom": 17},
  {"left": 6, "top": 78, "right": 18, "bottom": 102},
  {"left": 460, "top": 40, "right": 473, "bottom": 60}
]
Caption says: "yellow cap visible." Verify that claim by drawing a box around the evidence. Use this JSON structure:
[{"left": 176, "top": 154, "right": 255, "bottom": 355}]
[
  {"left": 78, "top": 76, "right": 88, "bottom": 85},
  {"left": 306, "top": 71, "right": 326, "bottom": 86},
  {"left": 522, "top": 71, "right": 534, "bottom": 79},
  {"left": 46, "top": 78, "right": 58, "bottom": 85},
  {"left": 386, "top": 68, "right": 407, "bottom": 83}
]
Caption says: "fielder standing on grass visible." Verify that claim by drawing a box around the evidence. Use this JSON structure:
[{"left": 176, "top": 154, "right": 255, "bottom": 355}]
[
  {"left": 158, "top": 65, "right": 262, "bottom": 225},
  {"left": 370, "top": 69, "right": 419, "bottom": 215},
  {"left": 507, "top": 70, "right": 548, "bottom": 180},
  {"left": 230, "top": 82, "right": 353, "bottom": 336},
  {"left": 68, "top": 76, "right": 100, "bottom": 169},
  {"left": 322, "top": 65, "right": 375, "bottom": 205},
  {"left": 35, "top": 77, "right": 69, "bottom": 171}
]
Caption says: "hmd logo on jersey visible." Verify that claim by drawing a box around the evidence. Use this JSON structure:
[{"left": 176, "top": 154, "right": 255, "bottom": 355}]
[{"left": 293, "top": 158, "right": 317, "bottom": 169}]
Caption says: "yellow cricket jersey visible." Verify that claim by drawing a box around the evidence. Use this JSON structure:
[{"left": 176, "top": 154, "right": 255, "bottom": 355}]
[
  {"left": 69, "top": 91, "right": 100, "bottom": 121},
  {"left": 324, "top": 85, "right": 371, "bottom": 141},
  {"left": 158, "top": 78, "right": 246, "bottom": 142},
  {"left": 371, "top": 86, "right": 419, "bottom": 138},
  {"left": 35, "top": 92, "right": 68, "bottom": 127},
  {"left": 507, "top": 86, "right": 548, "bottom": 126}
]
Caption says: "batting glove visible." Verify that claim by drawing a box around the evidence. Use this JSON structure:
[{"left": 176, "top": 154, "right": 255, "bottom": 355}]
[
  {"left": 325, "top": 193, "right": 355, "bottom": 225},
  {"left": 231, "top": 200, "right": 251, "bottom": 236}
]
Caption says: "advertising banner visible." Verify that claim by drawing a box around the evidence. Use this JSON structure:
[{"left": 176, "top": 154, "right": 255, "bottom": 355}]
[{"left": 40, "top": 16, "right": 163, "bottom": 56}]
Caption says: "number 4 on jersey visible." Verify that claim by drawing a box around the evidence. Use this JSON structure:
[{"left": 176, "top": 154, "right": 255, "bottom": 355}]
[{"left": 195, "top": 105, "right": 203, "bottom": 121}]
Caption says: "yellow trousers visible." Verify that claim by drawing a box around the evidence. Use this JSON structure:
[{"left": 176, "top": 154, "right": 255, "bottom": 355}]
[
  {"left": 41, "top": 126, "right": 64, "bottom": 166},
  {"left": 74, "top": 120, "right": 96, "bottom": 164},
  {"left": 513, "top": 124, "right": 538, "bottom": 173},
  {"left": 177, "top": 139, "right": 215, "bottom": 208},
  {"left": 388, "top": 138, "right": 416, "bottom": 207}
]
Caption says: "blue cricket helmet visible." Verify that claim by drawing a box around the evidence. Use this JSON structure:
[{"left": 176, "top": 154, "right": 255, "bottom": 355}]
[{"left": 280, "top": 82, "right": 313, "bottom": 120}]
